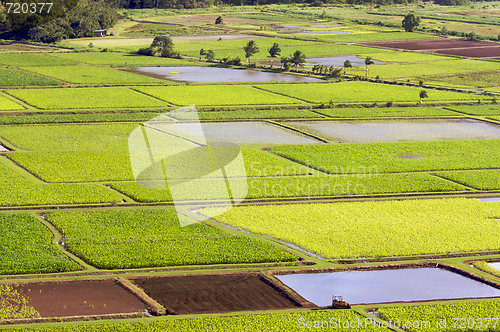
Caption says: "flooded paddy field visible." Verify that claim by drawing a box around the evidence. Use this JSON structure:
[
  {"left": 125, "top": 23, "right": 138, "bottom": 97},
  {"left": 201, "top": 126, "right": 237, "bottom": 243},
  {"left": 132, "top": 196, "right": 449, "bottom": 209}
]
[
  {"left": 131, "top": 274, "right": 306, "bottom": 314},
  {"left": 276, "top": 268, "right": 500, "bottom": 306},
  {"left": 283, "top": 119, "right": 500, "bottom": 143},
  {"left": 132, "top": 66, "right": 320, "bottom": 83},
  {"left": 160, "top": 121, "right": 321, "bottom": 145}
]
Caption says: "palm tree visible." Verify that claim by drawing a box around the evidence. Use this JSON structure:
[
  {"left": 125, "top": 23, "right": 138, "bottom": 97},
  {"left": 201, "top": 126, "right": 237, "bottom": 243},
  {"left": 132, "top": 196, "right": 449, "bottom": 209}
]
[
  {"left": 268, "top": 43, "right": 281, "bottom": 68},
  {"left": 243, "top": 40, "right": 259, "bottom": 65},
  {"left": 290, "top": 50, "right": 306, "bottom": 72},
  {"left": 343, "top": 59, "right": 352, "bottom": 77},
  {"left": 364, "top": 56, "right": 374, "bottom": 78},
  {"left": 199, "top": 48, "right": 206, "bottom": 61}
]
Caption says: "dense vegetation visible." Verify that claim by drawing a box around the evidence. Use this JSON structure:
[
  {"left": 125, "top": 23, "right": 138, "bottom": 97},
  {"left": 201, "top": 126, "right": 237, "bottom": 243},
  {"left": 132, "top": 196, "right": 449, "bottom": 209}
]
[
  {"left": 46, "top": 209, "right": 298, "bottom": 268},
  {"left": 201, "top": 198, "right": 500, "bottom": 259},
  {"left": 0, "top": 213, "right": 80, "bottom": 274}
]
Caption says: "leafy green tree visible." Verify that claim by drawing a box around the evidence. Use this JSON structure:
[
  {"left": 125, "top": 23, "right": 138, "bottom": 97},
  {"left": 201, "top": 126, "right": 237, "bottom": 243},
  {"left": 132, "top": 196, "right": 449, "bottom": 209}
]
[
  {"left": 290, "top": 50, "right": 306, "bottom": 72},
  {"left": 199, "top": 48, "right": 206, "bottom": 61},
  {"left": 343, "top": 59, "right": 352, "bottom": 77},
  {"left": 402, "top": 12, "right": 421, "bottom": 32},
  {"left": 215, "top": 15, "right": 223, "bottom": 25},
  {"left": 268, "top": 43, "right": 281, "bottom": 68},
  {"left": 243, "top": 40, "right": 259, "bottom": 65},
  {"left": 419, "top": 89, "right": 428, "bottom": 103},
  {"left": 364, "top": 56, "right": 374, "bottom": 78},
  {"left": 151, "top": 35, "right": 177, "bottom": 58}
]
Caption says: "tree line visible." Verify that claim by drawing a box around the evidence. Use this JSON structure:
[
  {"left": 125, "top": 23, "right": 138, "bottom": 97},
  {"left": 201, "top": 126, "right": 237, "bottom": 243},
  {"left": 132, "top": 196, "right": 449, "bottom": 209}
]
[{"left": 0, "top": 0, "right": 117, "bottom": 42}]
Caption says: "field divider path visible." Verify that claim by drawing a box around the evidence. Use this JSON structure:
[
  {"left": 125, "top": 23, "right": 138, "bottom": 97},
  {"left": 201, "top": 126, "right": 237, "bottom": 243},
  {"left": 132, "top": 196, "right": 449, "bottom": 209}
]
[
  {"left": 129, "top": 87, "right": 176, "bottom": 106},
  {"left": 265, "top": 120, "right": 330, "bottom": 143},
  {"left": 182, "top": 209, "right": 327, "bottom": 266},
  {"left": 0, "top": 90, "right": 35, "bottom": 110},
  {"left": 98, "top": 183, "right": 137, "bottom": 203},
  {"left": 430, "top": 173, "right": 481, "bottom": 191},
  {"left": 0, "top": 155, "right": 45, "bottom": 184},
  {"left": 32, "top": 213, "right": 97, "bottom": 272},
  {"left": 116, "top": 277, "right": 167, "bottom": 315},
  {"left": 251, "top": 85, "right": 315, "bottom": 104}
]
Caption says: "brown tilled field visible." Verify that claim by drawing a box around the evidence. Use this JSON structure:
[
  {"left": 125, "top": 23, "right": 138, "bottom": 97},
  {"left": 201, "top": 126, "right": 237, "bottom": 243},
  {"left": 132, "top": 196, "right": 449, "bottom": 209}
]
[
  {"left": 16, "top": 279, "right": 147, "bottom": 318},
  {"left": 131, "top": 273, "right": 308, "bottom": 314}
]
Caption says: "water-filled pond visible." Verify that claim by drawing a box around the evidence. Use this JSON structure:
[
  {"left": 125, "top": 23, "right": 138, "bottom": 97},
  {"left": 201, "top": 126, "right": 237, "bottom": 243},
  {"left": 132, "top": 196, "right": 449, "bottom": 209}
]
[
  {"left": 0, "top": 145, "right": 9, "bottom": 152},
  {"left": 160, "top": 122, "right": 321, "bottom": 145},
  {"left": 132, "top": 66, "right": 320, "bottom": 83},
  {"left": 306, "top": 55, "right": 385, "bottom": 67},
  {"left": 283, "top": 119, "right": 500, "bottom": 143},
  {"left": 276, "top": 268, "right": 500, "bottom": 306}
]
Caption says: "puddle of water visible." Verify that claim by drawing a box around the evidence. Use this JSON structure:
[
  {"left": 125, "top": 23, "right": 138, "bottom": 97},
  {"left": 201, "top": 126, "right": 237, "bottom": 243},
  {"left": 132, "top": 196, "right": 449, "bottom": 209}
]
[
  {"left": 306, "top": 55, "right": 385, "bottom": 67},
  {"left": 284, "top": 119, "right": 500, "bottom": 143},
  {"left": 159, "top": 122, "right": 321, "bottom": 145},
  {"left": 276, "top": 268, "right": 500, "bottom": 306},
  {"left": 478, "top": 197, "right": 500, "bottom": 202},
  {"left": 132, "top": 67, "right": 320, "bottom": 83},
  {"left": 280, "top": 25, "right": 299, "bottom": 28},
  {"left": 291, "top": 31, "right": 351, "bottom": 35},
  {"left": 0, "top": 145, "right": 9, "bottom": 152}
]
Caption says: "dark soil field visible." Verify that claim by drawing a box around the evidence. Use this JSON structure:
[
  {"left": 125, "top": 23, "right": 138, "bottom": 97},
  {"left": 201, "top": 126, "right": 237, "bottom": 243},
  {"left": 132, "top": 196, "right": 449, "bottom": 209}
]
[
  {"left": 16, "top": 279, "right": 147, "bottom": 318},
  {"left": 366, "top": 38, "right": 497, "bottom": 51},
  {"left": 433, "top": 46, "right": 500, "bottom": 58},
  {"left": 131, "top": 273, "right": 307, "bottom": 314}
]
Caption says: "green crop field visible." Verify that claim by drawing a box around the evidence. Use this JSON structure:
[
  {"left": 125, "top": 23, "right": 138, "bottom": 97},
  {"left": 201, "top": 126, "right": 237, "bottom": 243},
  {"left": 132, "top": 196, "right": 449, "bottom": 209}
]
[
  {"left": 5, "top": 310, "right": 389, "bottom": 331},
  {"left": 201, "top": 198, "right": 500, "bottom": 259},
  {"left": 46, "top": 209, "right": 297, "bottom": 269},
  {"left": 0, "top": 123, "right": 139, "bottom": 151},
  {"left": 314, "top": 107, "right": 459, "bottom": 118},
  {"left": 350, "top": 59, "right": 500, "bottom": 80},
  {"left": 135, "top": 85, "right": 301, "bottom": 106},
  {"left": 437, "top": 170, "right": 500, "bottom": 190},
  {"left": 22, "top": 65, "right": 166, "bottom": 84},
  {"left": 378, "top": 301, "right": 500, "bottom": 332},
  {"left": 9, "top": 148, "right": 308, "bottom": 182},
  {"left": 0, "top": 213, "right": 80, "bottom": 275},
  {"left": 0, "top": 53, "right": 78, "bottom": 67},
  {"left": 446, "top": 105, "right": 500, "bottom": 116},
  {"left": 0, "top": 112, "right": 162, "bottom": 125},
  {"left": 269, "top": 140, "right": 500, "bottom": 174},
  {"left": 0, "top": 95, "right": 24, "bottom": 111},
  {"left": 0, "top": 67, "right": 62, "bottom": 87},
  {"left": 258, "top": 82, "right": 480, "bottom": 104},
  {"left": 6, "top": 87, "right": 168, "bottom": 109},
  {"left": 357, "top": 51, "right": 452, "bottom": 63},
  {"left": 51, "top": 51, "right": 195, "bottom": 66},
  {"left": 425, "top": 70, "right": 500, "bottom": 89},
  {"left": 110, "top": 172, "right": 464, "bottom": 203},
  {"left": 0, "top": 162, "right": 120, "bottom": 206},
  {"left": 168, "top": 109, "right": 321, "bottom": 120}
]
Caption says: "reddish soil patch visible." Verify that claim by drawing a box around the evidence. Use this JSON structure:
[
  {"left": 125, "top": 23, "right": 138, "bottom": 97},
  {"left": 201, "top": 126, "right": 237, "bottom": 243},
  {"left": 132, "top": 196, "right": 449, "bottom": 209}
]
[
  {"left": 434, "top": 46, "right": 500, "bottom": 58},
  {"left": 366, "top": 39, "right": 497, "bottom": 51},
  {"left": 131, "top": 273, "right": 306, "bottom": 314},
  {"left": 15, "top": 279, "right": 147, "bottom": 318}
]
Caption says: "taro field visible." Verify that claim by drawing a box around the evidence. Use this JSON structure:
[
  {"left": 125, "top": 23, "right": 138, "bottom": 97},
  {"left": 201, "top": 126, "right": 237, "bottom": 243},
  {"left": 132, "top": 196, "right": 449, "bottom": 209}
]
[{"left": 2, "top": 5, "right": 500, "bottom": 331}]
